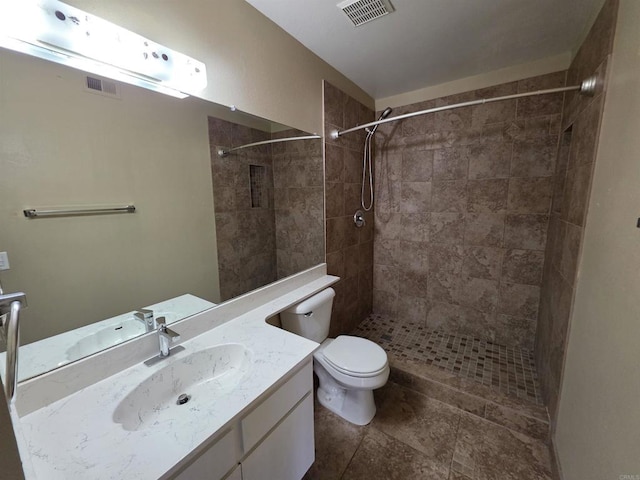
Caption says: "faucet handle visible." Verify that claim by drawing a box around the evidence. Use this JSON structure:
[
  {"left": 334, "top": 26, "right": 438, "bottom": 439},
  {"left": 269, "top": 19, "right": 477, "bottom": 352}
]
[{"left": 157, "top": 316, "right": 180, "bottom": 342}]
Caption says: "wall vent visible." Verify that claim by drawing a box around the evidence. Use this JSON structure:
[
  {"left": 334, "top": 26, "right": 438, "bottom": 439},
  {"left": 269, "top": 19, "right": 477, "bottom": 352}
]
[
  {"left": 337, "top": 0, "right": 394, "bottom": 27},
  {"left": 84, "top": 75, "right": 120, "bottom": 98}
]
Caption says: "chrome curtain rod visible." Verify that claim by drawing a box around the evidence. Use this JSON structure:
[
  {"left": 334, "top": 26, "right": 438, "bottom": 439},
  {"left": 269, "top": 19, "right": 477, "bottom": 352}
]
[
  {"left": 217, "top": 134, "right": 321, "bottom": 157},
  {"left": 24, "top": 205, "right": 136, "bottom": 218},
  {"left": 331, "top": 75, "right": 598, "bottom": 139}
]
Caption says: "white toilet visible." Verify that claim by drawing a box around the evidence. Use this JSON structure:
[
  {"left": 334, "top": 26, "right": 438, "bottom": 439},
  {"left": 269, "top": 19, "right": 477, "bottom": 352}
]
[{"left": 281, "top": 288, "right": 389, "bottom": 425}]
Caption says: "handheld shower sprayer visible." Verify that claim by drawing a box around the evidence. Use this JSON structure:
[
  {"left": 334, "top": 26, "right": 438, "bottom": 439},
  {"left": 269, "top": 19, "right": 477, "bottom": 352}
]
[
  {"left": 359, "top": 107, "right": 393, "bottom": 215},
  {"left": 367, "top": 107, "right": 393, "bottom": 136}
]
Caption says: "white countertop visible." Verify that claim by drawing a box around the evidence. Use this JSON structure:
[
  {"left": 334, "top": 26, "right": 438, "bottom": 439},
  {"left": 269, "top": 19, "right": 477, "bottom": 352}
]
[{"left": 18, "top": 312, "right": 318, "bottom": 479}]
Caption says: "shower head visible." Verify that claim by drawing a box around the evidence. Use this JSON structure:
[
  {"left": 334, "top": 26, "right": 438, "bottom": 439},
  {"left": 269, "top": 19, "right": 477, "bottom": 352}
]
[
  {"left": 368, "top": 106, "right": 393, "bottom": 135},
  {"left": 379, "top": 107, "right": 393, "bottom": 120}
]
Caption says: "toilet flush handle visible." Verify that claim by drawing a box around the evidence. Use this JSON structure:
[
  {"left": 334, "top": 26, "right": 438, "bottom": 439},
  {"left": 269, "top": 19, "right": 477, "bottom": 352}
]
[{"left": 304, "top": 312, "right": 313, "bottom": 317}]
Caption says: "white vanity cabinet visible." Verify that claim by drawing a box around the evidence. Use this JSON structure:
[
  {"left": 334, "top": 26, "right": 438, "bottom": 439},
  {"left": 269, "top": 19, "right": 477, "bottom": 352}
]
[{"left": 173, "top": 360, "right": 315, "bottom": 480}]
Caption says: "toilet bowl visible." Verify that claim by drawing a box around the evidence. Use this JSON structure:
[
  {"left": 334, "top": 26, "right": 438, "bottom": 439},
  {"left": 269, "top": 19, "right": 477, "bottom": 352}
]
[
  {"left": 313, "top": 336, "right": 389, "bottom": 425},
  {"left": 280, "top": 288, "right": 389, "bottom": 425}
]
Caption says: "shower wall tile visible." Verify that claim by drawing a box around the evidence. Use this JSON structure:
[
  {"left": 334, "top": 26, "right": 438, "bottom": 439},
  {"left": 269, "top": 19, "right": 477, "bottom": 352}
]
[
  {"left": 511, "top": 136, "right": 558, "bottom": 177},
  {"left": 467, "top": 141, "right": 511, "bottom": 180},
  {"left": 432, "top": 180, "right": 468, "bottom": 212},
  {"left": 464, "top": 213, "right": 505, "bottom": 247},
  {"left": 516, "top": 72, "right": 566, "bottom": 119},
  {"left": 372, "top": 69, "right": 566, "bottom": 348},
  {"left": 209, "top": 119, "right": 277, "bottom": 301},
  {"left": 344, "top": 148, "right": 362, "bottom": 184},
  {"left": 376, "top": 212, "right": 402, "bottom": 239},
  {"left": 471, "top": 99, "right": 516, "bottom": 127},
  {"left": 430, "top": 213, "right": 465, "bottom": 244},
  {"left": 359, "top": 241, "right": 374, "bottom": 270},
  {"left": 566, "top": 163, "right": 594, "bottom": 226},
  {"left": 462, "top": 246, "right": 504, "bottom": 281},
  {"left": 433, "top": 147, "right": 470, "bottom": 180},
  {"left": 402, "top": 150, "right": 434, "bottom": 181},
  {"left": 324, "top": 81, "right": 375, "bottom": 334},
  {"left": 507, "top": 177, "right": 553, "bottom": 213},
  {"left": 400, "top": 212, "right": 431, "bottom": 242},
  {"left": 326, "top": 250, "right": 345, "bottom": 278},
  {"left": 498, "top": 283, "right": 540, "bottom": 319},
  {"left": 494, "top": 314, "right": 536, "bottom": 350},
  {"left": 467, "top": 179, "right": 509, "bottom": 213},
  {"left": 502, "top": 249, "right": 544, "bottom": 286},
  {"left": 504, "top": 214, "right": 549, "bottom": 251},
  {"left": 272, "top": 132, "right": 325, "bottom": 275},
  {"left": 535, "top": 0, "right": 617, "bottom": 429}
]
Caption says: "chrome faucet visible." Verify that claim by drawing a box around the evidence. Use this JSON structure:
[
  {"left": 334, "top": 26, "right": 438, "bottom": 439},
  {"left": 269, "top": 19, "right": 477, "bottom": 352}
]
[
  {"left": 134, "top": 309, "right": 156, "bottom": 332},
  {"left": 156, "top": 317, "right": 180, "bottom": 357}
]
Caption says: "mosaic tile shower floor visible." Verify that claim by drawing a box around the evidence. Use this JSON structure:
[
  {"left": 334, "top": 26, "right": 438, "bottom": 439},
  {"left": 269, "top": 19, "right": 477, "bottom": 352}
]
[{"left": 352, "top": 314, "right": 543, "bottom": 405}]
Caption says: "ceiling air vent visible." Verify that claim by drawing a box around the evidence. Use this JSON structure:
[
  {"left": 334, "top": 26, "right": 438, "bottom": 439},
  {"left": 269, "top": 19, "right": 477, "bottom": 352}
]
[
  {"left": 84, "top": 75, "right": 120, "bottom": 98},
  {"left": 337, "top": 0, "right": 394, "bottom": 27}
]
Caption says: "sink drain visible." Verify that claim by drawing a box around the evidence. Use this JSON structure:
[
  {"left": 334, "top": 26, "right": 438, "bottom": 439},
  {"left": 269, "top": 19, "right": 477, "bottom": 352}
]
[{"left": 177, "top": 393, "right": 190, "bottom": 405}]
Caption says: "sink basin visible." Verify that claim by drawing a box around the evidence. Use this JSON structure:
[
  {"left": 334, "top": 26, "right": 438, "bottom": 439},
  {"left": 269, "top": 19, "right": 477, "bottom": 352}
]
[
  {"left": 66, "top": 319, "right": 146, "bottom": 362},
  {"left": 65, "top": 311, "right": 178, "bottom": 362},
  {"left": 113, "top": 344, "right": 252, "bottom": 431}
]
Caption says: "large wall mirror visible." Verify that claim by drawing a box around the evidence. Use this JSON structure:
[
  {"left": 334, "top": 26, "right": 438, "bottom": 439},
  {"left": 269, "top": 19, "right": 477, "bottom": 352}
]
[{"left": 0, "top": 48, "right": 324, "bottom": 382}]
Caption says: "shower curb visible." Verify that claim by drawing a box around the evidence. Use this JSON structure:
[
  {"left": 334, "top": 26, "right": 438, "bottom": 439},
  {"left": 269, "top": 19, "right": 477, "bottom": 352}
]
[{"left": 388, "top": 357, "right": 551, "bottom": 445}]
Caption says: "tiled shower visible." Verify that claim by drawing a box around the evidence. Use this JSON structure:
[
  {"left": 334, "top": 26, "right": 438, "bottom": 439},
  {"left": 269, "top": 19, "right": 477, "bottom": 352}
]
[
  {"left": 208, "top": 118, "right": 324, "bottom": 301},
  {"left": 371, "top": 71, "right": 565, "bottom": 351},
  {"left": 323, "top": 0, "right": 617, "bottom": 427}
]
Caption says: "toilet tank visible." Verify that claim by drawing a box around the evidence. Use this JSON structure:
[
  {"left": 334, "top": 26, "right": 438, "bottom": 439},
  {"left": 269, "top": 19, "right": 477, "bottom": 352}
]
[{"left": 280, "top": 288, "right": 335, "bottom": 343}]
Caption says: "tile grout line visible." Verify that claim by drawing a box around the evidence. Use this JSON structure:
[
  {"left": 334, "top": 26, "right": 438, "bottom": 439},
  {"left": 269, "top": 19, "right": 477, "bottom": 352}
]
[{"left": 337, "top": 425, "right": 368, "bottom": 480}]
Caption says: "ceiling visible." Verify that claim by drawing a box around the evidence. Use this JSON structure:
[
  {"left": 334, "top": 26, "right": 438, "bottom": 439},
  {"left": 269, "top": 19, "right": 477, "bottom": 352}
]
[{"left": 245, "top": 0, "right": 606, "bottom": 100}]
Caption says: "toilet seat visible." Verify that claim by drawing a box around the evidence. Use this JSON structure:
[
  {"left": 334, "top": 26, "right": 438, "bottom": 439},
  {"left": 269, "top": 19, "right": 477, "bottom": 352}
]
[{"left": 320, "top": 336, "right": 388, "bottom": 378}]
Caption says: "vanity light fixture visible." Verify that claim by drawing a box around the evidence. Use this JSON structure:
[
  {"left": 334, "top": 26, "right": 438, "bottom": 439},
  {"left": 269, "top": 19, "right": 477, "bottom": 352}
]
[{"left": 0, "top": 0, "right": 207, "bottom": 99}]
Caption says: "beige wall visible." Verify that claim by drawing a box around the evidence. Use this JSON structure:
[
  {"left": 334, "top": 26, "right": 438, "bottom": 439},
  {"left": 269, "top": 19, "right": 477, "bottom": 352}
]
[
  {"left": 555, "top": 0, "right": 640, "bottom": 477},
  {"left": 0, "top": 50, "right": 221, "bottom": 344},
  {"left": 67, "top": 0, "right": 374, "bottom": 135}
]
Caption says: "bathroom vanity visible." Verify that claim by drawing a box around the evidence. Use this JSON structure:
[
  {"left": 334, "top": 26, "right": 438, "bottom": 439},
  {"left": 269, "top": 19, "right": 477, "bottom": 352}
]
[
  {"left": 8, "top": 266, "right": 338, "bottom": 480},
  {"left": 174, "top": 362, "right": 313, "bottom": 480}
]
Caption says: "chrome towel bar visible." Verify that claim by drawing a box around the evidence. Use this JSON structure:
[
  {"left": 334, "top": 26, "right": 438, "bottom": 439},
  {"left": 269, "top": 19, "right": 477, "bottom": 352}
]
[{"left": 23, "top": 205, "right": 136, "bottom": 218}]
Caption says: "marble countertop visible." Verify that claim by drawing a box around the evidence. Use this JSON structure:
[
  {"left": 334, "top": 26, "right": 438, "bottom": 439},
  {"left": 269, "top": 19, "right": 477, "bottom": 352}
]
[{"left": 17, "top": 304, "right": 319, "bottom": 479}]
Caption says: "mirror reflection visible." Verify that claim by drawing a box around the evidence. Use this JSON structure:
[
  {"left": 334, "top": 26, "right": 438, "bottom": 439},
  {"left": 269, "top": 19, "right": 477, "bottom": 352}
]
[{"left": 0, "top": 48, "right": 324, "bottom": 381}]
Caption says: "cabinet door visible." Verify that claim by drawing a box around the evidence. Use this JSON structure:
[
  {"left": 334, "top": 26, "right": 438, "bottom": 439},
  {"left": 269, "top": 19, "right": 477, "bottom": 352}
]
[
  {"left": 241, "top": 361, "right": 312, "bottom": 453},
  {"left": 241, "top": 394, "right": 314, "bottom": 480},
  {"left": 173, "top": 427, "right": 240, "bottom": 480}
]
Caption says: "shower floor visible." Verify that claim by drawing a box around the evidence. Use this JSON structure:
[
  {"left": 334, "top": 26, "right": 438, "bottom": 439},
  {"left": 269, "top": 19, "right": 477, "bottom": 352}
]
[{"left": 352, "top": 314, "right": 543, "bottom": 406}]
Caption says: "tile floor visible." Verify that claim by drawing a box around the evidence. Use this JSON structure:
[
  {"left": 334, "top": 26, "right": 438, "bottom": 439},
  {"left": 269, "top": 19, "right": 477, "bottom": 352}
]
[
  {"left": 303, "top": 382, "right": 554, "bottom": 480},
  {"left": 352, "top": 314, "right": 542, "bottom": 405}
]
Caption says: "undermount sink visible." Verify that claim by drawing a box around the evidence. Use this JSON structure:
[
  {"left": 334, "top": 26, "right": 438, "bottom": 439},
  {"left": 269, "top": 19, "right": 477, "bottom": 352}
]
[{"left": 112, "top": 344, "right": 252, "bottom": 431}]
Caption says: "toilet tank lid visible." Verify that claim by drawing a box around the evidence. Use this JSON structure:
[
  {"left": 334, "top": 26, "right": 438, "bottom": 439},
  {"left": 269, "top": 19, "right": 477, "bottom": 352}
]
[{"left": 284, "top": 288, "right": 335, "bottom": 314}]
